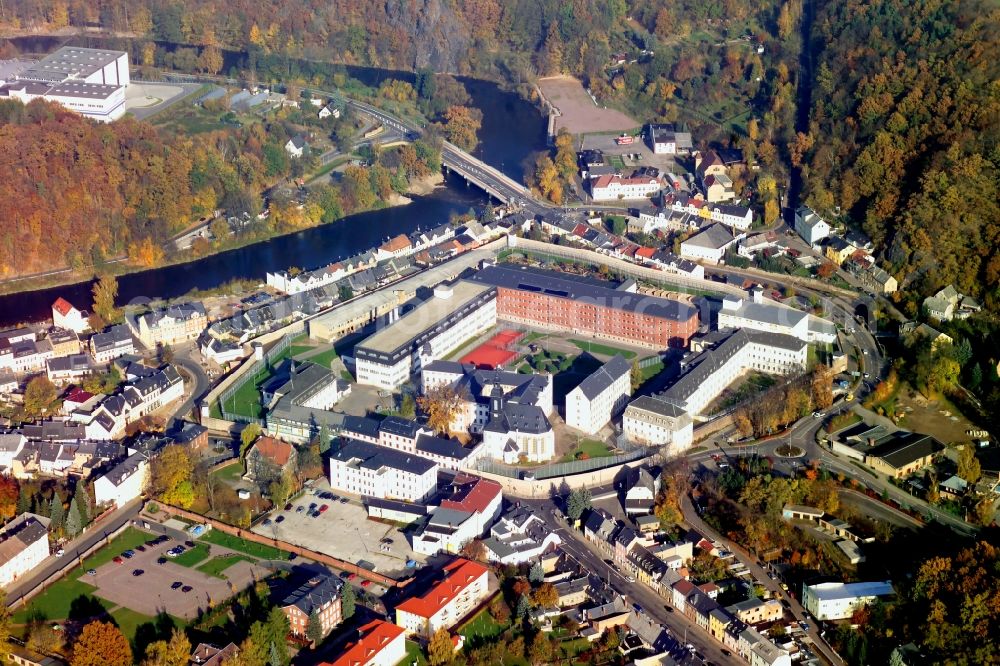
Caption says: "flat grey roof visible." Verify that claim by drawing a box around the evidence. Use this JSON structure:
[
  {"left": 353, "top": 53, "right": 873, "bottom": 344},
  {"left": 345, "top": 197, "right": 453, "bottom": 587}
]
[{"left": 19, "top": 47, "right": 125, "bottom": 81}]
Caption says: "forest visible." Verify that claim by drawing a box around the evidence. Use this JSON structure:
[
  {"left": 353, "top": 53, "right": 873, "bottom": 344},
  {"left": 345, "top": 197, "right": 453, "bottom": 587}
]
[{"left": 800, "top": 0, "right": 1000, "bottom": 311}]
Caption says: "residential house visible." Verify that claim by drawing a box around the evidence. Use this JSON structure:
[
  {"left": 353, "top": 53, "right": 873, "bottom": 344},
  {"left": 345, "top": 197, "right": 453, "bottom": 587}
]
[
  {"left": 90, "top": 325, "right": 135, "bottom": 364},
  {"left": 646, "top": 124, "right": 693, "bottom": 155},
  {"left": 564, "top": 354, "right": 631, "bottom": 435},
  {"left": 590, "top": 174, "right": 662, "bottom": 201},
  {"left": 323, "top": 620, "right": 405, "bottom": 666},
  {"left": 412, "top": 473, "right": 503, "bottom": 556},
  {"left": 482, "top": 505, "right": 562, "bottom": 565},
  {"left": 623, "top": 467, "right": 660, "bottom": 516},
  {"left": 285, "top": 135, "right": 308, "bottom": 157},
  {"left": 554, "top": 576, "right": 590, "bottom": 607},
  {"left": 583, "top": 508, "right": 618, "bottom": 555},
  {"left": 0, "top": 513, "right": 50, "bottom": 586},
  {"left": 46, "top": 354, "right": 92, "bottom": 384},
  {"left": 46, "top": 327, "right": 81, "bottom": 357},
  {"left": 671, "top": 580, "right": 697, "bottom": 614},
  {"left": 93, "top": 452, "right": 148, "bottom": 508},
  {"left": 584, "top": 597, "right": 631, "bottom": 633},
  {"left": 129, "top": 301, "right": 207, "bottom": 349},
  {"left": 726, "top": 598, "right": 783, "bottom": 625},
  {"left": 51, "top": 297, "right": 90, "bottom": 334},
  {"left": 709, "top": 608, "right": 734, "bottom": 641},
  {"left": 244, "top": 435, "right": 298, "bottom": 483},
  {"left": 318, "top": 105, "right": 340, "bottom": 120},
  {"left": 852, "top": 264, "right": 898, "bottom": 295},
  {"left": 375, "top": 234, "right": 412, "bottom": 261},
  {"left": 189, "top": 643, "right": 240, "bottom": 666},
  {"left": 394, "top": 558, "right": 489, "bottom": 638},
  {"left": 281, "top": 571, "right": 344, "bottom": 640},
  {"left": 864, "top": 432, "right": 943, "bottom": 479},
  {"left": 794, "top": 206, "right": 830, "bottom": 246},
  {"left": 824, "top": 237, "right": 856, "bottom": 266}
]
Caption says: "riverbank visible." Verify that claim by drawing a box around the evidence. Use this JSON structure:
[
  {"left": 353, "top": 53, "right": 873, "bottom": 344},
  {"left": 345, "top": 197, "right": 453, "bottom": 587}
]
[{"left": 0, "top": 169, "right": 450, "bottom": 303}]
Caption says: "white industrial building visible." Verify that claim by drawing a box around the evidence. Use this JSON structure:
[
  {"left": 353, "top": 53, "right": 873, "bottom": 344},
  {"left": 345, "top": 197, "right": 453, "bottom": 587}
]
[
  {"left": 565, "top": 354, "right": 632, "bottom": 435},
  {"left": 622, "top": 395, "right": 694, "bottom": 452},
  {"left": 679, "top": 224, "right": 744, "bottom": 264},
  {"left": 354, "top": 281, "right": 497, "bottom": 389},
  {"left": 329, "top": 439, "right": 438, "bottom": 502},
  {"left": 94, "top": 453, "right": 149, "bottom": 508},
  {"left": 0, "top": 47, "right": 130, "bottom": 122},
  {"left": 802, "top": 581, "right": 894, "bottom": 620}
]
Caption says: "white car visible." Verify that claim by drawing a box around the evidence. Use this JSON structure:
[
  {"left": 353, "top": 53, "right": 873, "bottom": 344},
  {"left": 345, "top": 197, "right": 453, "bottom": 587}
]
[{"left": 626, "top": 575, "right": 637, "bottom": 583}]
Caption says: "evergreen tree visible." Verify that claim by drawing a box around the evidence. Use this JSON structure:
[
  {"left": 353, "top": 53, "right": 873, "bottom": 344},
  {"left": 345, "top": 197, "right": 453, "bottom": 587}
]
[
  {"left": 306, "top": 609, "right": 323, "bottom": 644},
  {"left": 15, "top": 487, "right": 30, "bottom": 516},
  {"left": 341, "top": 583, "right": 356, "bottom": 620},
  {"left": 268, "top": 642, "right": 282, "bottom": 666},
  {"left": 48, "top": 494, "right": 64, "bottom": 532},
  {"left": 515, "top": 594, "right": 530, "bottom": 618},
  {"left": 528, "top": 562, "right": 544, "bottom": 583},
  {"left": 65, "top": 498, "right": 83, "bottom": 537},
  {"left": 317, "top": 421, "right": 331, "bottom": 454},
  {"left": 76, "top": 484, "right": 92, "bottom": 525}
]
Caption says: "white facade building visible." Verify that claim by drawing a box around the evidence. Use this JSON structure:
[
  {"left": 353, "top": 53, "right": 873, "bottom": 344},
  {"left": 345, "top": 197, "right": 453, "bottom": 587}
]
[
  {"left": 329, "top": 620, "right": 405, "bottom": 666},
  {"left": 89, "top": 324, "right": 136, "bottom": 364},
  {"left": 52, "top": 297, "right": 89, "bottom": 334},
  {"left": 623, "top": 396, "right": 694, "bottom": 452},
  {"left": 329, "top": 439, "right": 438, "bottom": 502},
  {"left": 0, "top": 513, "right": 50, "bottom": 587},
  {"left": 717, "top": 288, "right": 813, "bottom": 341},
  {"left": 590, "top": 174, "right": 662, "bottom": 201},
  {"left": 802, "top": 581, "right": 894, "bottom": 621},
  {"left": 412, "top": 474, "right": 503, "bottom": 556},
  {"left": 355, "top": 281, "right": 497, "bottom": 389},
  {"left": 565, "top": 355, "right": 632, "bottom": 435},
  {"left": 129, "top": 301, "right": 207, "bottom": 349},
  {"left": 482, "top": 506, "right": 562, "bottom": 565},
  {"left": 679, "top": 224, "right": 744, "bottom": 264},
  {"left": 794, "top": 206, "right": 831, "bottom": 245},
  {"left": 395, "top": 558, "right": 490, "bottom": 638},
  {"left": 94, "top": 453, "right": 149, "bottom": 508}
]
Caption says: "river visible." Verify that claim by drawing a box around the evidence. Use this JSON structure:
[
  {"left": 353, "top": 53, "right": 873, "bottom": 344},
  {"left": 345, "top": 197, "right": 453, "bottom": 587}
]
[{"left": 0, "top": 36, "right": 547, "bottom": 327}]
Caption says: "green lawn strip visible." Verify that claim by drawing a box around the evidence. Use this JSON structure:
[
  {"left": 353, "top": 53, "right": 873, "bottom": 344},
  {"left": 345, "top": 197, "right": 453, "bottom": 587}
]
[
  {"left": 305, "top": 347, "right": 338, "bottom": 368},
  {"left": 172, "top": 543, "right": 211, "bottom": 567},
  {"left": 200, "top": 530, "right": 290, "bottom": 560},
  {"left": 76, "top": 527, "right": 156, "bottom": 573},
  {"left": 562, "top": 438, "right": 614, "bottom": 462},
  {"left": 639, "top": 358, "right": 665, "bottom": 382},
  {"left": 211, "top": 461, "right": 245, "bottom": 485},
  {"left": 457, "top": 604, "right": 508, "bottom": 643},
  {"left": 196, "top": 554, "right": 256, "bottom": 578},
  {"left": 289, "top": 344, "right": 314, "bottom": 357},
  {"left": 10, "top": 578, "right": 105, "bottom": 624},
  {"left": 399, "top": 640, "right": 428, "bottom": 666},
  {"left": 108, "top": 606, "right": 161, "bottom": 642},
  {"left": 568, "top": 339, "right": 637, "bottom": 359}
]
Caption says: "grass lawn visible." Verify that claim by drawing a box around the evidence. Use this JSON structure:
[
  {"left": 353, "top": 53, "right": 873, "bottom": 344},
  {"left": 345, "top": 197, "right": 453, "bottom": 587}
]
[
  {"left": 108, "top": 606, "right": 160, "bottom": 641},
  {"left": 568, "top": 339, "right": 637, "bottom": 359},
  {"left": 196, "top": 554, "right": 256, "bottom": 578},
  {"left": 562, "top": 439, "right": 614, "bottom": 462},
  {"left": 306, "top": 347, "right": 338, "bottom": 369},
  {"left": 523, "top": 331, "right": 547, "bottom": 343},
  {"left": 398, "top": 640, "right": 427, "bottom": 666},
  {"left": 639, "top": 357, "right": 665, "bottom": 382},
  {"left": 211, "top": 461, "right": 245, "bottom": 485},
  {"left": 172, "top": 543, "right": 211, "bottom": 567},
  {"left": 200, "top": 531, "right": 290, "bottom": 560},
  {"left": 457, "top": 605, "right": 508, "bottom": 644},
  {"left": 290, "top": 344, "right": 314, "bottom": 357},
  {"left": 11, "top": 577, "right": 105, "bottom": 624},
  {"left": 77, "top": 527, "right": 155, "bottom": 572}
]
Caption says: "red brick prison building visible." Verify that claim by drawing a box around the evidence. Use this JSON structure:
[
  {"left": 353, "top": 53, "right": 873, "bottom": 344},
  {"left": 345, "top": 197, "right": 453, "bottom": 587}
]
[{"left": 470, "top": 265, "right": 699, "bottom": 349}]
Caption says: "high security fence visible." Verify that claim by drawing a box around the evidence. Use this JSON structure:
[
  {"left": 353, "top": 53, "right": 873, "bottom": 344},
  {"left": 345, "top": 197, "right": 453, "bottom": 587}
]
[{"left": 218, "top": 333, "right": 298, "bottom": 424}]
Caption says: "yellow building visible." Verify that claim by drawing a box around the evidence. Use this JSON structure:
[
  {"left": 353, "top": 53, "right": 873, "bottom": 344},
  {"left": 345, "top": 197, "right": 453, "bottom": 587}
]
[{"left": 824, "top": 237, "right": 856, "bottom": 266}]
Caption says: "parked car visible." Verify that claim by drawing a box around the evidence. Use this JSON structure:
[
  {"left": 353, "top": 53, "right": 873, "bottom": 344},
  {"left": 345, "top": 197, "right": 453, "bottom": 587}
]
[
  {"left": 87, "top": 569, "right": 97, "bottom": 576},
  {"left": 157, "top": 557, "right": 168, "bottom": 565},
  {"left": 171, "top": 581, "right": 183, "bottom": 590},
  {"left": 132, "top": 569, "right": 144, "bottom": 577},
  {"left": 347, "top": 573, "right": 357, "bottom": 581},
  {"left": 295, "top": 506, "right": 305, "bottom": 513},
  {"left": 284, "top": 503, "right": 293, "bottom": 511},
  {"left": 339, "top": 497, "right": 348, "bottom": 504},
  {"left": 319, "top": 504, "right": 329, "bottom": 513},
  {"left": 121, "top": 550, "right": 134, "bottom": 559},
  {"left": 275, "top": 516, "right": 285, "bottom": 523},
  {"left": 263, "top": 518, "right": 272, "bottom": 526},
  {"left": 136, "top": 545, "right": 146, "bottom": 552},
  {"left": 55, "top": 548, "right": 65, "bottom": 557},
  {"left": 361, "top": 580, "right": 371, "bottom": 588},
  {"left": 113, "top": 556, "right": 124, "bottom": 565},
  {"left": 181, "top": 585, "right": 193, "bottom": 593}
]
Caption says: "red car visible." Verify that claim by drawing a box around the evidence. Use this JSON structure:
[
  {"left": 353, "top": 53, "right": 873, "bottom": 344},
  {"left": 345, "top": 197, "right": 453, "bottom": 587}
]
[
  {"left": 347, "top": 573, "right": 357, "bottom": 581},
  {"left": 360, "top": 580, "right": 371, "bottom": 588},
  {"left": 113, "top": 556, "right": 124, "bottom": 564},
  {"left": 319, "top": 504, "right": 329, "bottom": 513}
]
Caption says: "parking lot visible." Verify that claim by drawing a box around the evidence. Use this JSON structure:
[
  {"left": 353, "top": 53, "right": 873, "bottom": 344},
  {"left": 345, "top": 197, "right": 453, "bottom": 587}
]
[
  {"left": 87, "top": 535, "right": 270, "bottom": 619},
  {"left": 251, "top": 478, "right": 424, "bottom": 578}
]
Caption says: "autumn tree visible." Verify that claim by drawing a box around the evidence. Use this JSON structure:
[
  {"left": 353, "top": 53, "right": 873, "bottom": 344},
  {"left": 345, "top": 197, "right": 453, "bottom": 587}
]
[
  {"left": 141, "top": 628, "right": 191, "bottom": 666},
  {"left": 956, "top": 445, "right": 982, "bottom": 484},
  {"left": 417, "top": 385, "right": 464, "bottom": 436},
  {"left": 441, "top": 105, "right": 482, "bottom": 152},
  {"left": 91, "top": 275, "right": 120, "bottom": 325},
  {"left": 0, "top": 590, "right": 9, "bottom": 663},
  {"left": 199, "top": 46, "right": 223, "bottom": 74},
  {"left": 72, "top": 621, "right": 132, "bottom": 666},
  {"left": 810, "top": 365, "right": 833, "bottom": 409},
  {"left": 654, "top": 474, "right": 682, "bottom": 530},
  {"left": 531, "top": 154, "right": 563, "bottom": 204},
  {"left": 151, "top": 445, "right": 194, "bottom": 508},
  {"left": 460, "top": 538, "right": 487, "bottom": 563},
  {"left": 531, "top": 582, "right": 558, "bottom": 608},
  {"left": 240, "top": 424, "right": 262, "bottom": 460},
  {"left": 23, "top": 376, "right": 58, "bottom": 420},
  {"left": 428, "top": 628, "right": 454, "bottom": 666},
  {"left": 630, "top": 359, "right": 643, "bottom": 392},
  {"left": 0, "top": 476, "right": 17, "bottom": 521}
]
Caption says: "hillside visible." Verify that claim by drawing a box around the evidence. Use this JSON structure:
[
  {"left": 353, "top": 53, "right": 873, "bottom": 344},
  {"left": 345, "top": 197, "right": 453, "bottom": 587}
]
[{"left": 801, "top": 0, "right": 1000, "bottom": 312}]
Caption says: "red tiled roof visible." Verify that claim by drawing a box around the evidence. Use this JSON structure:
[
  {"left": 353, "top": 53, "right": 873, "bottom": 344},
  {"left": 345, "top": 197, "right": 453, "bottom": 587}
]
[
  {"left": 439, "top": 474, "right": 502, "bottom": 515},
  {"left": 324, "top": 620, "right": 404, "bottom": 666},
  {"left": 395, "top": 558, "right": 488, "bottom": 619},
  {"left": 673, "top": 579, "right": 696, "bottom": 595},
  {"left": 380, "top": 234, "right": 411, "bottom": 253},
  {"left": 52, "top": 297, "right": 75, "bottom": 316},
  {"left": 63, "top": 387, "right": 94, "bottom": 404},
  {"left": 635, "top": 247, "right": 656, "bottom": 259},
  {"left": 251, "top": 436, "right": 295, "bottom": 467}
]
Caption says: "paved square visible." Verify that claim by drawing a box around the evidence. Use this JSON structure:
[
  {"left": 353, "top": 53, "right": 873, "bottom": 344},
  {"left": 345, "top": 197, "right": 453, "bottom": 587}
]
[
  {"left": 252, "top": 478, "right": 424, "bottom": 577},
  {"left": 88, "top": 538, "right": 270, "bottom": 619}
]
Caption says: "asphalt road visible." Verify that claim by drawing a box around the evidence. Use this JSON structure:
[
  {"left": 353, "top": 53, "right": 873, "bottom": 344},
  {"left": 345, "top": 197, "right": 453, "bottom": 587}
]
[
  {"left": 5, "top": 499, "right": 143, "bottom": 608},
  {"left": 170, "top": 347, "right": 211, "bottom": 427}
]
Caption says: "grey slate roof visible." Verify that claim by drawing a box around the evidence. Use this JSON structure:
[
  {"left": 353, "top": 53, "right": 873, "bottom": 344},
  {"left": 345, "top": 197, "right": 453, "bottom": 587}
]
[
  {"left": 573, "top": 354, "right": 631, "bottom": 400},
  {"left": 103, "top": 452, "right": 146, "bottom": 486},
  {"left": 626, "top": 395, "right": 687, "bottom": 418},
  {"left": 684, "top": 223, "right": 737, "bottom": 249},
  {"left": 281, "top": 571, "right": 343, "bottom": 614},
  {"left": 332, "top": 439, "right": 436, "bottom": 475},
  {"left": 484, "top": 402, "right": 551, "bottom": 435}
]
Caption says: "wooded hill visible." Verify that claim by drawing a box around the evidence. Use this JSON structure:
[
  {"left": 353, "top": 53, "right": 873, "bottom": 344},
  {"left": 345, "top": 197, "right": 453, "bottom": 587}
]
[{"left": 801, "top": 0, "right": 1000, "bottom": 312}]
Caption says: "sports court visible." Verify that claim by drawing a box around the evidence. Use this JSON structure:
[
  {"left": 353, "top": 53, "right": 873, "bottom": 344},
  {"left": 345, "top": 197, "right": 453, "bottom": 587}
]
[{"left": 459, "top": 330, "right": 523, "bottom": 369}]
